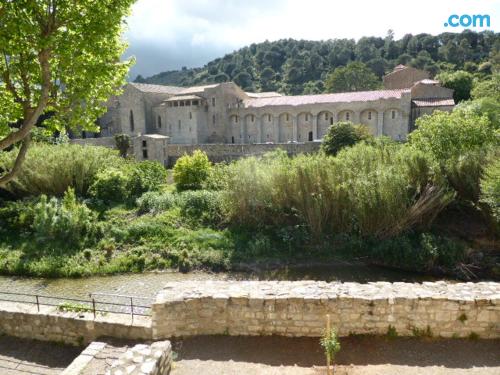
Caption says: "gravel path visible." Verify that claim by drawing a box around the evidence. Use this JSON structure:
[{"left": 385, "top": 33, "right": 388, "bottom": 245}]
[{"left": 171, "top": 336, "right": 500, "bottom": 375}]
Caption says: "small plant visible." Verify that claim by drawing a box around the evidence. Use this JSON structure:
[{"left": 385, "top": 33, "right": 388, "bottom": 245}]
[
  {"left": 58, "top": 302, "right": 93, "bottom": 313},
  {"left": 411, "top": 325, "right": 433, "bottom": 338},
  {"left": 457, "top": 313, "right": 468, "bottom": 323},
  {"left": 320, "top": 315, "right": 341, "bottom": 375},
  {"left": 468, "top": 332, "right": 480, "bottom": 340},
  {"left": 387, "top": 325, "right": 398, "bottom": 338}
]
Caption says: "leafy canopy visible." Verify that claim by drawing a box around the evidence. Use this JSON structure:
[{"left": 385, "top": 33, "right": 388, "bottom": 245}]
[
  {"left": 324, "top": 62, "right": 381, "bottom": 93},
  {"left": 321, "top": 121, "right": 373, "bottom": 156},
  {"left": 0, "top": 0, "right": 135, "bottom": 184}
]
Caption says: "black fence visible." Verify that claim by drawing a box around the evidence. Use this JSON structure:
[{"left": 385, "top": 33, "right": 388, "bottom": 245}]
[{"left": 0, "top": 291, "right": 154, "bottom": 321}]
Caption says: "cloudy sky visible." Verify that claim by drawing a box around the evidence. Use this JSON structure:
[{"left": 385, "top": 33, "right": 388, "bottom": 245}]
[{"left": 124, "top": 0, "right": 499, "bottom": 79}]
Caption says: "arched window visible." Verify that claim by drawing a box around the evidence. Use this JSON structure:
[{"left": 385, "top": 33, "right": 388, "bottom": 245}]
[
  {"left": 330, "top": 117, "right": 333, "bottom": 125},
  {"left": 305, "top": 114, "right": 309, "bottom": 121},
  {"left": 346, "top": 112, "right": 350, "bottom": 121},
  {"left": 368, "top": 111, "right": 372, "bottom": 120},
  {"left": 392, "top": 110, "right": 396, "bottom": 119},
  {"left": 129, "top": 110, "right": 135, "bottom": 132},
  {"left": 251, "top": 115, "right": 255, "bottom": 122},
  {"left": 286, "top": 114, "right": 289, "bottom": 121},
  {"left": 157, "top": 116, "right": 162, "bottom": 128},
  {"left": 268, "top": 114, "right": 271, "bottom": 122}
]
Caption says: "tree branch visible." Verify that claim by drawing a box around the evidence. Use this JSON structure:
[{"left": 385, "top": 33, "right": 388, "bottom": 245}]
[{"left": 0, "top": 134, "right": 30, "bottom": 186}]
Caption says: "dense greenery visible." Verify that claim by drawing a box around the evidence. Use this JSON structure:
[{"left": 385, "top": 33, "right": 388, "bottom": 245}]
[
  {"left": 173, "top": 150, "right": 212, "bottom": 191},
  {"left": 321, "top": 122, "right": 373, "bottom": 156},
  {"left": 136, "top": 31, "right": 500, "bottom": 95}
]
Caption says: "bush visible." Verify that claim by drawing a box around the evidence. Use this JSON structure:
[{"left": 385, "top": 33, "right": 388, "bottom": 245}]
[
  {"left": 127, "top": 161, "right": 168, "bottom": 198},
  {"left": 114, "top": 134, "right": 132, "bottom": 158},
  {"left": 436, "top": 70, "right": 474, "bottom": 102},
  {"left": 481, "top": 157, "right": 500, "bottom": 223},
  {"left": 0, "top": 143, "right": 123, "bottom": 198},
  {"left": 173, "top": 150, "right": 212, "bottom": 191},
  {"left": 90, "top": 168, "right": 129, "bottom": 203},
  {"left": 136, "top": 191, "right": 177, "bottom": 214},
  {"left": 177, "top": 190, "right": 225, "bottom": 226},
  {"left": 31, "top": 188, "right": 102, "bottom": 248},
  {"left": 321, "top": 121, "right": 372, "bottom": 156}
]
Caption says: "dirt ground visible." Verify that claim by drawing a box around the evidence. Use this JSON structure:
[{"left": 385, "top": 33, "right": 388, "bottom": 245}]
[
  {"left": 171, "top": 335, "right": 500, "bottom": 375},
  {"left": 0, "top": 335, "right": 82, "bottom": 375}
]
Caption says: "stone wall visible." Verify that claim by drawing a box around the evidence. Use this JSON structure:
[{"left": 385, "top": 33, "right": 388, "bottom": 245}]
[
  {"left": 71, "top": 137, "right": 117, "bottom": 148},
  {"left": 151, "top": 281, "right": 500, "bottom": 339},
  {"left": 0, "top": 302, "right": 151, "bottom": 345},
  {"left": 165, "top": 142, "right": 321, "bottom": 166},
  {"left": 108, "top": 341, "right": 172, "bottom": 375}
]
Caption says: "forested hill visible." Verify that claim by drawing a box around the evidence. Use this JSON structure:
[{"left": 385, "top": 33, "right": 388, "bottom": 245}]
[{"left": 135, "top": 31, "right": 500, "bottom": 95}]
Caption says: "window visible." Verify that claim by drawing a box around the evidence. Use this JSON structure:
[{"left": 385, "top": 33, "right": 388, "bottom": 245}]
[
  {"left": 142, "top": 149, "right": 148, "bottom": 159},
  {"left": 346, "top": 112, "right": 350, "bottom": 121},
  {"left": 189, "top": 112, "right": 192, "bottom": 120},
  {"left": 157, "top": 116, "right": 162, "bottom": 128},
  {"left": 368, "top": 111, "right": 372, "bottom": 120},
  {"left": 305, "top": 114, "right": 309, "bottom": 121},
  {"left": 268, "top": 114, "right": 271, "bottom": 122},
  {"left": 129, "top": 110, "right": 134, "bottom": 132},
  {"left": 212, "top": 97, "right": 216, "bottom": 107},
  {"left": 308, "top": 131, "right": 313, "bottom": 141},
  {"left": 212, "top": 115, "right": 216, "bottom": 125},
  {"left": 286, "top": 114, "right": 289, "bottom": 121},
  {"left": 231, "top": 136, "right": 235, "bottom": 144},
  {"left": 185, "top": 101, "right": 190, "bottom": 106},
  {"left": 142, "top": 140, "right": 147, "bottom": 147},
  {"left": 325, "top": 113, "right": 328, "bottom": 120},
  {"left": 178, "top": 120, "right": 181, "bottom": 130},
  {"left": 173, "top": 102, "right": 178, "bottom": 107},
  {"left": 180, "top": 101, "right": 185, "bottom": 107},
  {"left": 251, "top": 115, "right": 255, "bottom": 122},
  {"left": 392, "top": 110, "right": 396, "bottom": 119},
  {"left": 330, "top": 117, "right": 333, "bottom": 125},
  {"left": 192, "top": 100, "right": 199, "bottom": 106}
]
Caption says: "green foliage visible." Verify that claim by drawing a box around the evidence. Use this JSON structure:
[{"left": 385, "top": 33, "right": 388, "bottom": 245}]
[
  {"left": 457, "top": 313, "right": 468, "bottom": 323},
  {"left": 387, "top": 325, "right": 398, "bottom": 338},
  {"left": 0, "top": 144, "right": 123, "bottom": 198},
  {"left": 136, "top": 191, "right": 177, "bottom": 214},
  {"left": 409, "top": 111, "right": 496, "bottom": 162},
  {"left": 90, "top": 168, "right": 129, "bottom": 203},
  {"left": 58, "top": 302, "right": 93, "bottom": 314},
  {"left": 325, "top": 62, "right": 381, "bottom": 93},
  {"left": 127, "top": 161, "right": 168, "bottom": 198},
  {"left": 137, "top": 31, "right": 499, "bottom": 95},
  {"left": 320, "top": 328, "right": 341, "bottom": 363},
  {"left": 471, "top": 73, "right": 500, "bottom": 102},
  {"left": 321, "top": 121, "right": 372, "bottom": 156},
  {"left": 480, "top": 157, "right": 500, "bottom": 223},
  {"left": 177, "top": 190, "right": 225, "bottom": 227},
  {"left": 31, "top": 188, "right": 102, "bottom": 248},
  {"left": 0, "top": 0, "right": 134, "bottom": 132},
  {"left": 436, "top": 70, "right": 474, "bottom": 102},
  {"left": 114, "top": 134, "right": 132, "bottom": 158},
  {"left": 173, "top": 150, "right": 212, "bottom": 191}
]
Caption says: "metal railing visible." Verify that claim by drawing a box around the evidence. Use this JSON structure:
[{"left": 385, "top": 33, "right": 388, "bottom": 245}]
[{"left": 0, "top": 290, "right": 154, "bottom": 321}]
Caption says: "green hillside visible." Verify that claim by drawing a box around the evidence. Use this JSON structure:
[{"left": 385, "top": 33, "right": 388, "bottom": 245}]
[{"left": 135, "top": 30, "right": 500, "bottom": 95}]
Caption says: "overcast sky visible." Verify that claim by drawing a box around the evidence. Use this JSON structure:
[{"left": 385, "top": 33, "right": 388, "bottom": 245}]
[{"left": 124, "top": 0, "right": 499, "bottom": 79}]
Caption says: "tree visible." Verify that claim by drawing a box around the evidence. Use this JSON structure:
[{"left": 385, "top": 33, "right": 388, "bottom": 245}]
[
  {"left": 0, "top": 0, "right": 134, "bottom": 187},
  {"left": 321, "top": 121, "right": 372, "bottom": 156},
  {"left": 436, "top": 71, "right": 474, "bottom": 102},
  {"left": 324, "top": 62, "right": 381, "bottom": 93}
]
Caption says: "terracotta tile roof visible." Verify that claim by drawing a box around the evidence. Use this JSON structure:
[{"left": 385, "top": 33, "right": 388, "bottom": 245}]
[
  {"left": 412, "top": 98, "right": 455, "bottom": 107},
  {"left": 245, "top": 92, "right": 282, "bottom": 98},
  {"left": 129, "top": 83, "right": 185, "bottom": 94},
  {"left": 242, "top": 89, "right": 409, "bottom": 108}
]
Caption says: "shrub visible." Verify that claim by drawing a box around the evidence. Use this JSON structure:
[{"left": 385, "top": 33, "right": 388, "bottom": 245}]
[
  {"left": 177, "top": 190, "right": 225, "bottom": 226},
  {"left": 114, "top": 134, "right": 131, "bottom": 158},
  {"left": 0, "top": 143, "right": 123, "bottom": 198},
  {"left": 31, "top": 188, "right": 102, "bottom": 247},
  {"left": 436, "top": 70, "right": 474, "bottom": 102},
  {"left": 136, "top": 191, "right": 177, "bottom": 214},
  {"left": 90, "top": 168, "right": 129, "bottom": 203},
  {"left": 480, "top": 157, "right": 500, "bottom": 223},
  {"left": 321, "top": 121, "right": 372, "bottom": 156},
  {"left": 173, "top": 150, "right": 212, "bottom": 191},
  {"left": 127, "top": 161, "right": 168, "bottom": 198}
]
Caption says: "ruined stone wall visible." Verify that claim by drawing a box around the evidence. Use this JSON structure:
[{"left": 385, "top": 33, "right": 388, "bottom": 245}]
[
  {"left": 151, "top": 281, "right": 499, "bottom": 339},
  {"left": 0, "top": 303, "right": 151, "bottom": 345},
  {"left": 108, "top": 341, "right": 172, "bottom": 375}
]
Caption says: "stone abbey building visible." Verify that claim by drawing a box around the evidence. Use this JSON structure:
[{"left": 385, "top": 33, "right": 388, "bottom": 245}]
[{"left": 96, "top": 65, "right": 454, "bottom": 145}]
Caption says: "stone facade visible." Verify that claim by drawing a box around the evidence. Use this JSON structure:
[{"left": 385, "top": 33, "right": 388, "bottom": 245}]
[
  {"left": 151, "top": 281, "right": 499, "bottom": 339},
  {"left": 86, "top": 65, "right": 454, "bottom": 150},
  {"left": 107, "top": 341, "right": 172, "bottom": 375},
  {"left": 0, "top": 302, "right": 151, "bottom": 345}
]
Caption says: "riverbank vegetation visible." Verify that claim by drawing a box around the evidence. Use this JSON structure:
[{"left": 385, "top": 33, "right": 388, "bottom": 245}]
[{"left": 0, "top": 85, "right": 498, "bottom": 280}]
